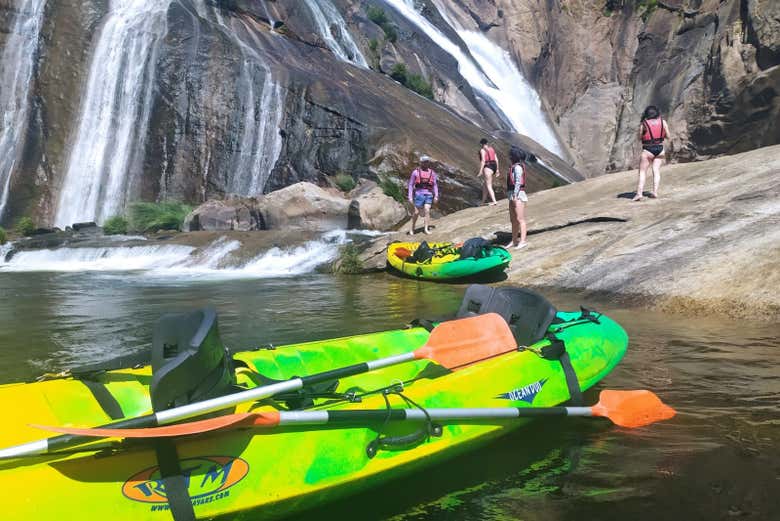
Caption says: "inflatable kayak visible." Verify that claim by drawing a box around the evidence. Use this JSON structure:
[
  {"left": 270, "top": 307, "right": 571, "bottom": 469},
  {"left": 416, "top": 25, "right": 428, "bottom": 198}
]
[
  {"left": 387, "top": 241, "right": 511, "bottom": 280},
  {"left": 0, "top": 285, "right": 627, "bottom": 521}
]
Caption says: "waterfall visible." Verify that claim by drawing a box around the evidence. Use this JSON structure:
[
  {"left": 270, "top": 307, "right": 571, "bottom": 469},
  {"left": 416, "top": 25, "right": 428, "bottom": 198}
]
[
  {"left": 382, "top": 0, "right": 562, "bottom": 155},
  {"left": 54, "top": 0, "right": 173, "bottom": 228},
  {"left": 208, "top": 7, "right": 285, "bottom": 196},
  {"left": 305, "top": 0, "right": 369, "bottom": 68},
  {"left": 0, "top": 231, "right": 358, "bottom": 277},
  {"left": 0, "top": 0, "right": 46, "bottom": 221}
]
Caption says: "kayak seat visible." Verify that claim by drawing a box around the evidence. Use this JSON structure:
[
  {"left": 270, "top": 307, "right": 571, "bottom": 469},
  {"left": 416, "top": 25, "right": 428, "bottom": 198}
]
[
  {"left": 150, "top": 308, "right": 236, "bottom": 412},
  {"left": 456, "top": 285, "right": 558, "bottom": 346}
]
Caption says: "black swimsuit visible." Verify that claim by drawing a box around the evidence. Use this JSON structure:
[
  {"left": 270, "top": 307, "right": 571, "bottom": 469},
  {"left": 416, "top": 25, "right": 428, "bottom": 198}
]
[
  {"left": 643, "top": 144, "right": 664, "bottom": 157},
  {"left": 484, "top": 160, "right": 498, "bottom": 171}
]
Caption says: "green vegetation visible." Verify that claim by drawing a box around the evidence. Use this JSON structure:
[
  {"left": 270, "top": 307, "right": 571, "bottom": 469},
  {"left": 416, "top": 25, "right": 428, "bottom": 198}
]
[
  {"left": 334, "top": 173, "right": 357, "bottom": 192},
  {"left": 390, "top": 63, "right": 434, "bottom": 99},
  {"left": 335, "top": 243, "right": 363, "bottom": 274},
  {"left": 636, "top": 0, "right": 658, "bottom": 21},
  {"left": 367, "top": 38, "right": 381, "bottom": 70},
  {"left": 0, "top": 227, "right": 6, "bottom": 245},
  {"left": 367, "top": 6, "right": 397, "bottom": 43},
  {"left": 128, "top": 202, "right": 192, "bottom": 233},
  {"left": 102, "top": 215, "right": 129, "bottom": 235},
  {"left": 379, "top": 175, "right": 405, "bottom": 203},
  {"left": 14, "top": 217, "right": 35, "bottom": 237}
]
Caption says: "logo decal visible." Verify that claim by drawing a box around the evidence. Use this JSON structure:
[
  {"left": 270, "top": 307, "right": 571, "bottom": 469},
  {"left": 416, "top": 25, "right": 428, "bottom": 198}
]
[
  {"left": 122, "top": 456, "right": 249, "bottom": 506},
  {"left": 497, "top": 378, "right": 547, "bottom": 403}
]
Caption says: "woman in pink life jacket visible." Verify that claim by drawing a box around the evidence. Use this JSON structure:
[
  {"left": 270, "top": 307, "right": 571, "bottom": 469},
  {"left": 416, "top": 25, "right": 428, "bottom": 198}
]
[
  {"left": 633, "top": 105, "right": 671, "bottom": 201},
  {"left": 506, "top": 145, "right": 531, "bottom": 249},
  {"left": 478, "top": 138, "right": 500, "bottom": 206},
  {"left": 407, "top": 155, "right": 439, "bottom": 235}
]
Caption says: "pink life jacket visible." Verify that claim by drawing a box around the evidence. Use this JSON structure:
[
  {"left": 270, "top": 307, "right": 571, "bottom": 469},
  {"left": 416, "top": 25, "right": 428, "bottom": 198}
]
[
  {"left": 641, "top": 118, "right": 666, "bottom": 145},
  {"left": 413, "top": 169, "right": 435, "bottom": 191},
  {"left": 507, "top": 163, "right": 526, "bottom": 191},
  {"left": 481, "top": 146, "right": 497, "bottom": 163}
]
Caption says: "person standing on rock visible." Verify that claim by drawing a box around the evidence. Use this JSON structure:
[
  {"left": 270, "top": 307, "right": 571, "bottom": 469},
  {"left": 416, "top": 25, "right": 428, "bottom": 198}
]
[
  {"left": 478, "top": 138, "right": 500, "bottom": 206},
  {"left": 633, "top": 105, "right": 671, "bottom": 201},
  {"left": 407, "top": 155, "right": 439, "bottom": 235},
  {"left": 506, "top": 145, "right": 531, "bottom": 249}
]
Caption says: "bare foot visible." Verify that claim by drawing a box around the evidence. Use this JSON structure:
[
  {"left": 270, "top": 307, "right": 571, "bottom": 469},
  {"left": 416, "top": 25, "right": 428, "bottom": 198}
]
[
  {"left": 632, "top": 194, "right": 643, "bottom": 202},
  {"left": 649, "top": 192, "right": 658, "bottom": 199},
  {"left": 407, "top": 230, "right": 415, "bottom": 235},
  {"left": 423, "top": 228, "right": 431, "bottom": 235},
  {"left": 515, "top": 242, "right": 528, "bottom": 250},
  {"left": 488, "top": 202, "right": 497, "bottom": 206}
]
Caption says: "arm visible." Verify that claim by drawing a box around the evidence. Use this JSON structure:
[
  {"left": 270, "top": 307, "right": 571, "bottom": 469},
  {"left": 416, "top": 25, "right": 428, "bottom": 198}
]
[
  {"left": 663, "top": 120, "right": 671, "bottom": 141},
  {"left": 433, "top": 172, "right": 439, "bottom": 201},
  {"left": 408, "top": 171, "right": 415, "bottom": 202},
  {"left": 495, "top": 153, "right": 501, "bottom": 177},
  {"left": 478, "top": 149, "right": 486, "bottom": 175}
]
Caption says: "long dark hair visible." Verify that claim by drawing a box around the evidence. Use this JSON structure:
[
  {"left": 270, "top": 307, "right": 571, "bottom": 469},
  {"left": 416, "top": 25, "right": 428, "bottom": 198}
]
[
  {"left": 509, "top": 145, "right": 536, "bottom": 164},
  {"left": 642, "top": 105, "right": 660, "bottom": 120}
]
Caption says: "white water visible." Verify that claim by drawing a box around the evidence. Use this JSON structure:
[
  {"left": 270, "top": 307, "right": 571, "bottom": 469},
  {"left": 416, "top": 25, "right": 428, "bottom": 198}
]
[
  {"left": 0, "top": 0, "right": 46, "bottom": 220},
  {"left": 55, "top": 0, "right": 173, "bottom": 228},
  {"left": 208, "top": 7, "right": 286, "bottom": 196},
  {"left": 0, "top": 230, "right": 359, "bottom": 278},
  {"left": 383, "top": 0, "right": 562, "bottom": 155},
  {"left": 305, "top": 0, "right": 369, "bottom": 68}
]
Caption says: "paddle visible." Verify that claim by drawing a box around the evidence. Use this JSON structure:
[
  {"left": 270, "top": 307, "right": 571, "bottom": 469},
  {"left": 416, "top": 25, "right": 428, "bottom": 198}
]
[
  {"left": 32, "top": 390, "right": 676, "bottom": 439},
  {"left": 0, "top": 313, "right": 517, "bottom": 459}
]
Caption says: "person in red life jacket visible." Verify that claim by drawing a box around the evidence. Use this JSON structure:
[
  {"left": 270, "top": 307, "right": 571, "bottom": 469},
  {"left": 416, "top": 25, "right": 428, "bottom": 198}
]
[
  {"left": 506, "top": 145, "right": 532, "bottom": 249},
  {"left": 407, "top": 155, "right": 439, "bottom": 235},
  {"left": 633, "top": 105, "right": 671, "bottom": 201},
  {"left": 477, "top": 138, "right": 500, "bottom": 206}
]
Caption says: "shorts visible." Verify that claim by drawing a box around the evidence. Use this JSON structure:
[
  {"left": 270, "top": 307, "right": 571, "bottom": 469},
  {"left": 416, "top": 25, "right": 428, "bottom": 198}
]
[
  {"left": 413, "top": 192, "right": 434, "bottom": 207},
  {"left": 643, "top": 144, "right": 664, "bottom": 157},
  {"left": 508, "top": 190, "right": 528, "bottom": 203}
]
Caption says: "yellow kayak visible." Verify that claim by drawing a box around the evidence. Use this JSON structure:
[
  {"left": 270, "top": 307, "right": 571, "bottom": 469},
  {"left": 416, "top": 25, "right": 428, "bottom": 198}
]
[{"left": 387, "top": 241, "right": 511, "bottom": 280}]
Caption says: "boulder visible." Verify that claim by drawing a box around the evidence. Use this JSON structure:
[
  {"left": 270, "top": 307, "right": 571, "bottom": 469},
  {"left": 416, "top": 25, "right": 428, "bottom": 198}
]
[
  {"left": 347, "top": 182, "right": 407, "bottom": 230},
  {"left": 259, "top": 182, "right": 350, "bottom": 231},
  {"left": 183, "top": 198, "right": 264, "bottom": 232}
]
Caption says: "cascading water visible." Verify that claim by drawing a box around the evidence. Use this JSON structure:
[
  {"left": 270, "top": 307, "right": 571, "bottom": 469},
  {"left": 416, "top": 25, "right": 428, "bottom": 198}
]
[
  {"left": 54, "top": 0, "right": 173, "bottom": 228},
  {"left": 0, "top": 0, "right": 46, "bottom": 220},
  {"left": 207, "top": 7, "right": 286, "bottom": 196},
  {"left": 382, "top": 0, "right": 562, "bottom": 155},
  {"left": 305, "top": 0, "right": 369, "bottom": 68}
]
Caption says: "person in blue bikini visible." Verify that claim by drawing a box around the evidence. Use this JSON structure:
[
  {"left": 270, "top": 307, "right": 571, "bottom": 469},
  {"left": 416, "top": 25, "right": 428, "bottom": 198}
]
[{"left": 407, "top": 155, "right": 439, "bottom": 235}]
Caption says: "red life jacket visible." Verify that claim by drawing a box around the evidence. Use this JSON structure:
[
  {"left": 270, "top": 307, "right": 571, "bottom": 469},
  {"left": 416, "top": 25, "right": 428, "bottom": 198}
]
[
  {"left": 481, "top": 146, "right": 497, "bottom": 163},
  {"left": 641, "top": 118, "right": 666, "bottom": 145},
  {"left": 507, "top": 163, "right": 526, "bottom": 191},
  {"left": 414, "top": 169, "right": 435, "bottom": 191}
]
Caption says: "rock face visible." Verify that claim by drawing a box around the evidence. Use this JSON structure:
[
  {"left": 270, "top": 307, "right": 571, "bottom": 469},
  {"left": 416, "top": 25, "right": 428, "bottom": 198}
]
[
  {"left": 445, "top": 0, "right": 780, "bottom": 175},
  {"left": 360, "top": 144, "right": 780, "bottom": 321},
  {"left": 182, "top": 198, "right": 264, "bottom": 232}
]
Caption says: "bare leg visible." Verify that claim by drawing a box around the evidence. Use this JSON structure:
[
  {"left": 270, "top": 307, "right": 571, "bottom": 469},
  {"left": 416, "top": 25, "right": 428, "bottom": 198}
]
[
  {"left": 484, "top": 168, "right": 497, "bottom": 205},
  {"left": 651, "top": 156, "right": 663, "bottom": 197},
  {"left": 508, "top": 201, "right": 518, "bottom": 246},
  {"left": 517, "top": 201, "right": 527, "bottom": 245},
  {"left": 633, "top": 151, "right": 652, "bottom": 201},
  {"left": 423, "top": 203, "right": 431, "bottom": 233},
  {"left": 409, "top": 206, "right": 419, "bottom": 235},
  {"left": 480, "top": 172, "right": 487, "bottom": 204}
]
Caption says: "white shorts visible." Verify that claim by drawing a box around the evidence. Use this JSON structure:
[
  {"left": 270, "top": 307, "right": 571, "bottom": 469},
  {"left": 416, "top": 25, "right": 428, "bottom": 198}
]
[{"left": 509, "top": 190, "right": 528, "bottom": 202}]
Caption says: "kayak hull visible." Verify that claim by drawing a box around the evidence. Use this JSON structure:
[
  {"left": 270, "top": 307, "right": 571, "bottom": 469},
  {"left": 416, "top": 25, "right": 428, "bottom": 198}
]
[{"left": 0, "top": 311, "right": 627, "bottom": 520}]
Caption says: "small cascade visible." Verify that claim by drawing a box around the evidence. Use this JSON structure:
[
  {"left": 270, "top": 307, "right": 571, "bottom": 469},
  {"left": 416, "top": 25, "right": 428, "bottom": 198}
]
[
  {"left": 305, "top": 0, "right": 369, "bottom": 68},
  {"left": 209, "top": 7, "right": 286, "bottom": 196},
  {"left": 0, "top": 231, "right": 360, "bottom": 278},
  {"left": 55, "top": 0, "right": 173, "bottom": 228},
  {"left": 0, "top": 0, "right": 47, "bottom": 220},
  {"left": 382, "top": 0, "right": 562, "bottom": 155}
]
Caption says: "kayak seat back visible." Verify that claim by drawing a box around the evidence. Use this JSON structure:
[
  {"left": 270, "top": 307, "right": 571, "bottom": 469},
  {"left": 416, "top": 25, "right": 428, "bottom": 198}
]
[
  {"left": 456, "top": 285, "right": 558, "bottom": 346},
  {"left": 150, "top": 308, "right": 236, "bottom": 412}
]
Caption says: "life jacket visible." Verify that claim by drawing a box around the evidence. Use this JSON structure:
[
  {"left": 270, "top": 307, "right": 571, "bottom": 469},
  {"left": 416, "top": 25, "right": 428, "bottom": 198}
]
[
  {"left": 481, "top": 146, "right": 497, "bottom": 163},
  {"left": 641, "top": 118, "right": 666, "bottom": 145},
  {"left": 507, "top": 162, "right": 526, "bottom": 191},
  {"left": 413, "top": 168, "right": 435, "bottom": 191}
]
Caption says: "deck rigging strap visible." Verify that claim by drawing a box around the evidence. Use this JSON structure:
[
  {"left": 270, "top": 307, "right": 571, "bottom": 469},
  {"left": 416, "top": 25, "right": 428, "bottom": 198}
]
[
  {"left": 154, "top": 438, "right": 197, "bottom": 521},
  {"left": 541, "top": 335, "right": 584, "bottom": 406}
]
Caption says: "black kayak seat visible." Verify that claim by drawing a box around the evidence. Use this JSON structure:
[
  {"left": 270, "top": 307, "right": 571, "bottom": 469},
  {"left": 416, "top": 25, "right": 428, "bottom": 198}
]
[
  {"left": 150, "top": 308, "right": 236, "bottom": 412},
  {"left": 456, "top": 285, "right": 558, "bottom": 346}
]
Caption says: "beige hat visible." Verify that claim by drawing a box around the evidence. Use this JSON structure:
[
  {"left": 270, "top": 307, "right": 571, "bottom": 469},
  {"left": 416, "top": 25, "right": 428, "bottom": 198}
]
[{"left": 420, "top": 155, "right": 431, "bottom": 162}]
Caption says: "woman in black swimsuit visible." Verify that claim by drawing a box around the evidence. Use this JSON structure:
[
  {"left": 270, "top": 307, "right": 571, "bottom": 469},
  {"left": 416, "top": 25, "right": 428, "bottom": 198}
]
[
  {"left": 633, "top": 105, "right": 671, "bottom": 201},
  {"left": 478, "top": 138, "right": 500, "bottom": 206}
]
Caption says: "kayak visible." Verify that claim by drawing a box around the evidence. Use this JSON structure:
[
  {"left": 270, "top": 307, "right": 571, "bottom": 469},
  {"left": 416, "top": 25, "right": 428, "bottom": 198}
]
[
  {"left": 0, "top": 285, "right": 627, "bottom": 520},
  {"left": 387, "top": 241, "right": 511, "bottom": 280}
]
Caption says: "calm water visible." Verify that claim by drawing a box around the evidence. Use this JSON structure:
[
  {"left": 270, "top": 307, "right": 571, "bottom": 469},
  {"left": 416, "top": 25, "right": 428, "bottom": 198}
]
[{"left": 0, "top": 271, "right": 778, "bottom": 520}]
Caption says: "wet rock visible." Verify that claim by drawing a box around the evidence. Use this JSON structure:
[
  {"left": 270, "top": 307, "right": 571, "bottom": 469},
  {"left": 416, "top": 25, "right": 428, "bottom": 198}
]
[
  {"left": 257, "top": 182, "right": 350, "bottom": 231},
  {"left": 347, "top": 181, "right": 407, "bottom": 231},
  {"left": 183, "top": 198, "right": 265, "bottom": 232}
]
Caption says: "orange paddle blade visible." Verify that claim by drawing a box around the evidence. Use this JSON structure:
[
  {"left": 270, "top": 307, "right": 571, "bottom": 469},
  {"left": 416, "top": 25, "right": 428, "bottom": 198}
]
[
  {"left": 414, "top": 312, "right": 517, "bottom": 369},
  {"left": 591, "top": 390, "right": 676, "bottom": 428},
  {"left": 30, "top": 412, "right": 281, "bottom": 438},
  {"left": 394, "top": 247, "right": 412, "bottom": 260}
]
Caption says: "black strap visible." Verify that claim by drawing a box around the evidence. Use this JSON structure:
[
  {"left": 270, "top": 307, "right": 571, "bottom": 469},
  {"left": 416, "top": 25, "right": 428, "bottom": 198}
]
[
  {"left": 154, "top": 439, "right": 197, "bottom": 521},
  {"left": 541, "top": 336, "right": 584, "bottom": 406},
  {"left": 366, "top": 386, "right": 442, "bottom": 459},
  {"left": 408, "top": 318, "right": 436, "bottom": 332},
  {"left": 80, "top": 379, "right": 125, "bottom": 420}
]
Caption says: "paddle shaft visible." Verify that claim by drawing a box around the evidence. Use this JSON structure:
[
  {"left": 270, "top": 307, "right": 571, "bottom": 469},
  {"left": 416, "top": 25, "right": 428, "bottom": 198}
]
[{"left": 0, "top": 353, "right": 416, "bottom": 459}]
